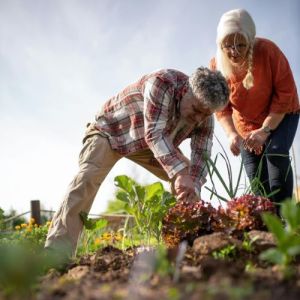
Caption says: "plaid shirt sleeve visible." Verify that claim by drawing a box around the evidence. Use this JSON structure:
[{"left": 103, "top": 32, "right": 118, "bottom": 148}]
[
  {"left": 143, "top": 77, "right": 188, "bottom": 179},
  {"left": 189, "top": 116, "right": 214, "bottom": 187}
]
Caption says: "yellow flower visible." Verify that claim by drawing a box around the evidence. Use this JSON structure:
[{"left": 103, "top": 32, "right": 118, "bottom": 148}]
[
  {"left": 114, "top": 233, "right": 123, "bottom": 241},
  {"left": 15, "top": 225, "right": 21, "bottom": 230},
  {"left": 94, "top": 238, "right": 102, "bottom": 246},
  {"left": 29, "top": 218, "right": 35, "bottom": 225},
  {"left": 102, "top": 232, "right": 112, "bottom": 240},
  {"left": 21, "top": 223, "right": 27, "bottom": 228},
  {"left": 26, "top": 227, "right": 32, "bottom": 232},
  {"left": 46, "top": 221, "right": 52, "bottom": 227}
]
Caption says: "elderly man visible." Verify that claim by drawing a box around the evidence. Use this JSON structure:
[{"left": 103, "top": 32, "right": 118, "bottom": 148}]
[{"left": 45, "top": 67, "right": 229, "bottom": 255}]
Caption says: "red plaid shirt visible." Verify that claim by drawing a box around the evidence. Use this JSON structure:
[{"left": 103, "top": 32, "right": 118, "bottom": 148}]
[{"left": 91, "top": 69, "right": 214, "bottom": 185}]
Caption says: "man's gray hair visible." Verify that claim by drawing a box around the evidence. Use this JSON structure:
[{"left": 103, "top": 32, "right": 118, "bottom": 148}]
[{"left": 188, "top": 67, "right": 229, "bottom": 110}]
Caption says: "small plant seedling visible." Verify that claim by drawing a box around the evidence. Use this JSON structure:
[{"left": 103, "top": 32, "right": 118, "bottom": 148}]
[{"left": 212, "top": 245, "right": 237, "bottom": 260}]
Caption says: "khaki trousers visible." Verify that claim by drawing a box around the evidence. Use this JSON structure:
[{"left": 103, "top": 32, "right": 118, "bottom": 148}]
[{"left": 45, "top": 134, "right": 173, "bottom": 255}]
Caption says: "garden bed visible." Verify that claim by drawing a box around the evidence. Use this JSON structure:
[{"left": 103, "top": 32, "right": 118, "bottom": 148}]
[
  {"left": 2, "top": 176, "right": 300, "bottom": 300},
  {"left": 36, "top": 230, "right": 300, "bottom": 300}
]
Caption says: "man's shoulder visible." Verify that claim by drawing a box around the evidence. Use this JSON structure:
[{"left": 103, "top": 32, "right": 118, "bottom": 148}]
[{"left": 144, "top": 69, "right": 188, "bottom": 84}]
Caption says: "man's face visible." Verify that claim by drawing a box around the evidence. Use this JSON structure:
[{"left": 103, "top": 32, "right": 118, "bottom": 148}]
[{"left": 180, "top": 92, "right": 214, "bottom": 124}]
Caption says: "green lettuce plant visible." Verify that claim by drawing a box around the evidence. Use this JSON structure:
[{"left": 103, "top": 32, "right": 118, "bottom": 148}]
[{"left": 114, "top": 175, "right": 176, "bottom": 245}]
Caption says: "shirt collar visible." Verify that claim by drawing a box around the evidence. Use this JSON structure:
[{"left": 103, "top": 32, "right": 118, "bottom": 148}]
[{"left": 175, "top": 80, "right": 189, "bottom": 118}]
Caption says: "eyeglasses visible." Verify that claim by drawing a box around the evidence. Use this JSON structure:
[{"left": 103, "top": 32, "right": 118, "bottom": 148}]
[{"left": 221, "top": 43, "right": 247, "bottom": 53}]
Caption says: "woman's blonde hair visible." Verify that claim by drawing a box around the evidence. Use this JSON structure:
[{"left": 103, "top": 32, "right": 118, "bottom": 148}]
[{"left": 216, "top": 9, "right": 256, "bottom": 89}]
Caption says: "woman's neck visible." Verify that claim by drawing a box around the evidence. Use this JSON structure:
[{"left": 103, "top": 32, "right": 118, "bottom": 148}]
[{"left": 232, "top": 59, "right": 248, "bottom": 75}]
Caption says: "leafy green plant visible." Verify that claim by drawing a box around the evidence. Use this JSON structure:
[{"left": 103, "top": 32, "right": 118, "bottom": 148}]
[
  {"left": 114, "top": 175, "right": 176, "bottom": 245},
  {"left": 260, "top": 199, "right": 300, "bottom": 274},
  {"left": 212, "top": 245, "right": 237, "bottom": 260},
  {"left": 242, "top": 232, "right": 258, "bottom": 253},
  {"left": 77, "top": 212, "right": 108, "bottom": 255}
]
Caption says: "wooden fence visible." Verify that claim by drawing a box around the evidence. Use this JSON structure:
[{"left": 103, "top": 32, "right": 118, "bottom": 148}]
[{"left": 1, "top": 200, "right": 132, "bottom": 231}]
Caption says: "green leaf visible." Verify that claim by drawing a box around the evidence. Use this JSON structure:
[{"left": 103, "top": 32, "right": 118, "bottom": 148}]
[
  {"left": 259, "top": 248, "right": 284, "bottom": 265},
  {"left": 233, "top": 156, "right": 244, "bottom": 197},
  {"left": 204, "top": 186, "right": 228, "bottom": 202},
  {"left": 145, "top": 182, "right": 163, "bottom": 200},
  {"left": 124, "top": 203, "right": 135, "bottom": 215},
  {"left": 287, "top": 245, "right": 300, "bottom": 256},
  {"left": 204, "top": 156, "right": 232, "bottom": 197},
  {"left": 80, "top": 212, "right": 107, "bottom": 231},
  {"left": 94, "top": 218, "right": 108, "bottom": 230},
  {"left": 262, "top": 213, "right": 285, "bottom": 243},
  {"left": 281, "top": 200, "right": 300, "bottom": 232},
  {"left": 279, "top": 235, "right": 300, "bottom": 252},
  {"left": 116, "top": 191, "right": 129, "bottom": 203},
  {"left": 266, "top": 189, "right": 281, "bottom": 199},
  {"left": 114, "top": 175, "right": 134, "bottom": 194},
  {"left": 135, "top": 185, "right": 145, "bottom": 202}
]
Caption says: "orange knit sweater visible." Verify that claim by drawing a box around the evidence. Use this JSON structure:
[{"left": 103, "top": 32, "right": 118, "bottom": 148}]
[{"left": 211, "top": 38, "right": 299, "bottom": 139}]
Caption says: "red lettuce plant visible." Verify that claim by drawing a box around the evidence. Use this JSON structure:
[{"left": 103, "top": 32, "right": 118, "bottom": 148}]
[
  {"left": 162, "top": 194, "right": 276, "bottom": 247},
  {"left": 211, "top": 195, "right": 276, "bottom": 236},
  {"left": 226, "top": 194, "right": 276, "bottom": 232},
  {"left": 162, "top": 200, "right": 214, "bottom": 247},
  {"left": 210, "top": 205, "right": 233, "bottom": 233}
]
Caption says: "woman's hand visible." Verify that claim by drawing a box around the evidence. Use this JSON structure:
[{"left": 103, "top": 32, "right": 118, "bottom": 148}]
[
  {"left": 228, "top": 133, "right": 243, "bottom": 156},
  {"left": 244, "top": 128, "right": 269, "bottom": 155}
]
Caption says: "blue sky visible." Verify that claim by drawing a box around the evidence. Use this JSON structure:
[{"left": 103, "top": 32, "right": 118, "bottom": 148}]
[{"left": 0, "top": 0, "right": 299, "bottom": 215}]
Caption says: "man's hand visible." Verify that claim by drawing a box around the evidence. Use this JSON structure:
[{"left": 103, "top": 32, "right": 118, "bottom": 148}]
[{"left": 174, "top": 170, "right": 198, "bottom": 202}]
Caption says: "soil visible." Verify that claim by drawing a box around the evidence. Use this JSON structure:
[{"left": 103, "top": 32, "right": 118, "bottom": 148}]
[{"left": 36, "top": 231, "right": 300, "bottom": 300}]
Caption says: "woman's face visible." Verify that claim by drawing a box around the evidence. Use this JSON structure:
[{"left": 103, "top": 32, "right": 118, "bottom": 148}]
[{"left": 221, "top": 33, "right": 249, "bottom": 65}]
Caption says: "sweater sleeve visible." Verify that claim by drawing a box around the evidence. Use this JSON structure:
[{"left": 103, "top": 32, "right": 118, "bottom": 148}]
[{"left": 269, "top": 43, "right": 299, "bottom": 113}]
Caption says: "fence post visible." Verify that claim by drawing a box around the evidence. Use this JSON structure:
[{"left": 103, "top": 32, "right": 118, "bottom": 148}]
[{"left": 31, "top": 200, "right": 41, "bottom": 225}]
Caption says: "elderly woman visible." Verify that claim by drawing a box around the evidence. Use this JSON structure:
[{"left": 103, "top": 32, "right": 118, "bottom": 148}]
[{"left": 210, "top": 8, "right": 299, "bottom": 213}]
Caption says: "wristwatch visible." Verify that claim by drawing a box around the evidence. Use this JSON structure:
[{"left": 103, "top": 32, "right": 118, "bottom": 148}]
[{"left": 262, "top": 125, "right": 272, "bottom": 134}]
